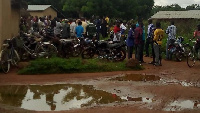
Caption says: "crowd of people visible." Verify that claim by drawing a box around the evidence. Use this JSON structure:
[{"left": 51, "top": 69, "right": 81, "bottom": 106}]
[
  {"left": 19, "top": 15, "right": 200, "bottom": 67},
  {"left": 19, "top": 15, "right": 110, "bottom": 41},
  {"left": 126, "top": 20, "right": 165, "bottom": 66}
]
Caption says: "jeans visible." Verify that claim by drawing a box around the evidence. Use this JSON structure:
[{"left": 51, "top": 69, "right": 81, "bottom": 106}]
[{"left": 154, "top": 44, "right": 162, "bottom": 65}]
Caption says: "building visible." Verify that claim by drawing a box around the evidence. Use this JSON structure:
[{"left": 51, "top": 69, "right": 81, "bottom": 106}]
[
  {"left": 151, "top": 10, "right": 200, "bottom": 20},
  {"left": 28, "top": 5, "right": 58, "bottom": 19},
  {"left": 0, "top": 0, "right": 21, "bottom": 49}
]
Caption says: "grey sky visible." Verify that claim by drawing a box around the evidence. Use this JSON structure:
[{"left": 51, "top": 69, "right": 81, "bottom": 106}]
[{"left": 154, "top": 0, "right": 200, "bottom": 8}]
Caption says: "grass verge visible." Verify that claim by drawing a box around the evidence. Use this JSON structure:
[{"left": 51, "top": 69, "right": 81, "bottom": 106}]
[{"left": 18, "top": 57, "right": 143, "bottom": 75}]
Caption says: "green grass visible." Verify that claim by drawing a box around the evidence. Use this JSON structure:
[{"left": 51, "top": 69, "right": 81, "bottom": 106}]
[{"left": 18, "top": 57, "right": 143, "bottom": 75}]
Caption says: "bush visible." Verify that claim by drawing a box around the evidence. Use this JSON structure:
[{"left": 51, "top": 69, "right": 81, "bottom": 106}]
[{"left": 18, "top": 57, "right": 143, "bottom": 75}]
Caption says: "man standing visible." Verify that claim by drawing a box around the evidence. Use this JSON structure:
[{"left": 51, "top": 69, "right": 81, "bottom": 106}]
[
  {"left": 70, "top": 19, "right": 77, "bottom": 38},
  {"left": 153, "top": 22, "right": 164, "bottom": 66},
  {"left": 126, "top": 24, "right": 136, "bottom": 59},
  {"left": 81, "top": 17, "right": 88, "bottom": 37},
  {"left": 86, "top": 21, "right": 96, "bottom": 39},
  {"left": 145, "top": 19, "right": 154, "bottom": 57},
  {"left": 62, "top": 19, "right": 70, "bottom": 39},
  {"left": 166, "top": 21, "right": 176, "bottom": 60},
  {"left": 75, "top": 21, "right": 84, "bottom": 38},
  {"left": 134, "top": 23, "right": 143, "bottom": 62}
]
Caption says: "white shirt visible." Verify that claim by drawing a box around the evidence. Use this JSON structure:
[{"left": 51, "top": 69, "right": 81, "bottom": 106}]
[
  {"left": 120, "top": 23, "right": 127, "bottom": 30},
  {"left": 166, "top": 25, "right": 176, "bottom": 40}
]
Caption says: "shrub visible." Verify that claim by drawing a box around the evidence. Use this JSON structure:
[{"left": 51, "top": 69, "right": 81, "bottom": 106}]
[{"left": 18, "top": 57, "right": 143, "bottom": 75}]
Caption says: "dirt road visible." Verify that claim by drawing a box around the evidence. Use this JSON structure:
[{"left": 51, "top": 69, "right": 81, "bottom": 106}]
[{"left": 0, "top": 56, "right": 200, "bottom": 113}]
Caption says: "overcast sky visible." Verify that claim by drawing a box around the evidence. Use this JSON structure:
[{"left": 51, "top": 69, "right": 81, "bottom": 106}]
[{"left": 154, "top": 0, "right": 200, "bottom": 8}]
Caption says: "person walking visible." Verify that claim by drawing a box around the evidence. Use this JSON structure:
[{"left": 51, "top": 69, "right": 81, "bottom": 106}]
[
  {"left": 126, "top": 24, "right": 136, "bottom": 59},
  {"left": 166, "top": 21, "right": 176, "bottom": 60},
  {"left": 153, "top": 22, "right": 164, "bottom": 66}
]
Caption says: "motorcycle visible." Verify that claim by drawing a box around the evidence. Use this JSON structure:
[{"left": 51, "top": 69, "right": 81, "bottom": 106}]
[
  {"left": 81, "top": 40, "right": 126, "bottom": 61},
  {"left": 168, "top": 36, "right": 191, "bottom": 61},
  {"left": 58, "top": 37, "right": 93, "bottom": 58}
]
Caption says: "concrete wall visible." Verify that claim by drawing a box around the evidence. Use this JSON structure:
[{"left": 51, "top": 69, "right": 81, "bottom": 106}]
[
  {"left": 0, "top": 0, "right": 20, "bottom": 50},
  {"left": 29, "top": 7, "right": 57, "bottom": 19}
]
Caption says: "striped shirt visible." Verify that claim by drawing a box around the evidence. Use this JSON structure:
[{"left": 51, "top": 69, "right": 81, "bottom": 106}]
[
  {"left": 147, "top": 24, "right": 154, "bottom": 39},
  {"left": 166, "top": 25, "right": 176, "bottom": 40}
]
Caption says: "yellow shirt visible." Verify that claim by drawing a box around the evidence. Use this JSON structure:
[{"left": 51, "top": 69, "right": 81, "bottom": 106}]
[
  {"left": 105, "top": 17, "right": 109, "bottom": 24},
  {"left": 153, "top": 28, "right": 164, "bottom": 45},
  {"left": 105, "top": 17, "right": 109, "bottom": 27},
  {"left": 82, "top": 21, "right": 88, "bottom": 34}
]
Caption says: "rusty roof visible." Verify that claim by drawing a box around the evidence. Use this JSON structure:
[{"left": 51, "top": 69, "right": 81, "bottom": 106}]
[
  {"left": 28, "top": 5, "right": 52, "bottom": 11},
  {"left": 151, "top": 10, "right": 200, "bottom": 19}
]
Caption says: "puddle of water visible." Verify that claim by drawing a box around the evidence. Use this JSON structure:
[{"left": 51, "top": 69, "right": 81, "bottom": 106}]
[
  {"left": 164, "top": 100, "right": 200, "bottom": 111},
  {"left": 110, "top": 74, "right": 160, "bottom": 82},
  {"left": 161, "top": 79, "right": 200, "bottom": 88},
  {"left": 121, "top": 96, "right": 154, "bottom": 103},
  {"left": 0, "top": 84, "right": 123, "bottom": 111}
]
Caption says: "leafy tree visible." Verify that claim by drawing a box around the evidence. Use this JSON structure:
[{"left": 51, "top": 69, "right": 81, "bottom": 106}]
[
  {"left": 186, "top": 4, "right": 200, "bottom": 10},
  {"left": 62, "top": 0, "right": 89, "bottom": 18},
  {"left": 151, "top": 4, "right": 186, "bottom": 15},
  {"left": 24, "top": 0, "right": 154, "bottom": 20},
  {"left": 136, "top": 0, "right": 154, "bottom": 20}
]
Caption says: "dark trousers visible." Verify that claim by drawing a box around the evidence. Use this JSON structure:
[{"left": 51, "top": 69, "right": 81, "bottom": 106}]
[
  {"left": 139, "top": 41, "right": 145, "bottom": 62},
  {"left": 135, "top": 44, "right": 142, "bottom": 61},
  {"left": 152, "top": 42, "right": 155, "bottom": 62},
  {"left": 145, "top": 38, "right": 152, "bottom": 56},
  {"left": 127, "top": 46, "right": 134, "bottom": 59}
]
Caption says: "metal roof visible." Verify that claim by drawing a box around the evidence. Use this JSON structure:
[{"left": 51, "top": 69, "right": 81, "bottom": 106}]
[
  {"left": 151, "top": 10, "right": 200, "bottom": 19},
  {"left": 27, "top": 5, "right": 51, "bottom": 11}
]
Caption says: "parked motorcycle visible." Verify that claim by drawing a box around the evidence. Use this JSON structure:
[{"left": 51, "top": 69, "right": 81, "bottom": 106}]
[
  {"left": 58, "top": 37, "right": 93, "bottom": 58},
  {"left": 81, "top": 40, "right": 126, "bottom": 61},
  {"left": 168, "top": 36, "right": 191, "bottom": 61}
]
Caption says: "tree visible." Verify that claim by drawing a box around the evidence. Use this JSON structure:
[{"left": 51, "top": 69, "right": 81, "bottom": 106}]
[
  {"left": 24, "top": 0, "right": 154, "bottom": 20},
  {"left": 186, "top": 4, "right": 200, "bottom": 10},
  {"left": 135, "top": 0, "right": 154, "bottom": 20},
  {"left": 62, "top": 0, "right": 89, "bottom": 18},
  {"left": 151, "top": 4, "right": 186, "bottom": 16}
]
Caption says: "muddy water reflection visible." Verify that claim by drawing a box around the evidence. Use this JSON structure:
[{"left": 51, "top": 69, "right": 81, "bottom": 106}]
[
  {"left": 164, "top": 100, "right": 200, "bottom": 111},
  {"left": 0, "top": 84, "right": 123, "bottom": 111},
  {"left": 111, "top": 74, "right": 161, "bottom": 81}
]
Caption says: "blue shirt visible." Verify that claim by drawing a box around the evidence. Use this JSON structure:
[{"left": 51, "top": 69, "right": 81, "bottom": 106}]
[
  {"left": 75, "top": 25, "right": 84, "bottom": 38},
  {"left": 126, "top": 28, "right": 134, "bottom": 46}
]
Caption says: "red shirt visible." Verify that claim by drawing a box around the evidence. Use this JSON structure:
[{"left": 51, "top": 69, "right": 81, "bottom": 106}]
[
  {"left": 134, "top": 27, "right": 143, "bottom": 44},
  {"left": 113, "top": 25, "right": 120, "bottom": 33},
  {"left": 194, "top": 30, "right": 200, "bottom": 38}
]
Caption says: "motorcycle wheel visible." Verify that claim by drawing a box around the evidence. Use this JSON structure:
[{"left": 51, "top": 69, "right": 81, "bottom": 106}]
[
  {"left": 113, "top": 48, "right": 126, "bottom": 61},
  {"left": 183, "top": 44, "right": 192, "bottom": 56},
  {"left": 175, "top": 51, "right": 183, "bottom": 62},
  {"left": 81, "top": 48, "right": 95, "bottom": 59},
  {"left": 72, "top": 45, "right": 82, "bottom": 57},
  {"left": 187, "top": 49, "right": 196, "bottom": 68}
]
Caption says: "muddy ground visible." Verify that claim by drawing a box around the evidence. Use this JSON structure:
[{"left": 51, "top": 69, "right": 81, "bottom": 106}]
[{"left": 0, "top": 56, "right": 200, "bottom": 113}]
